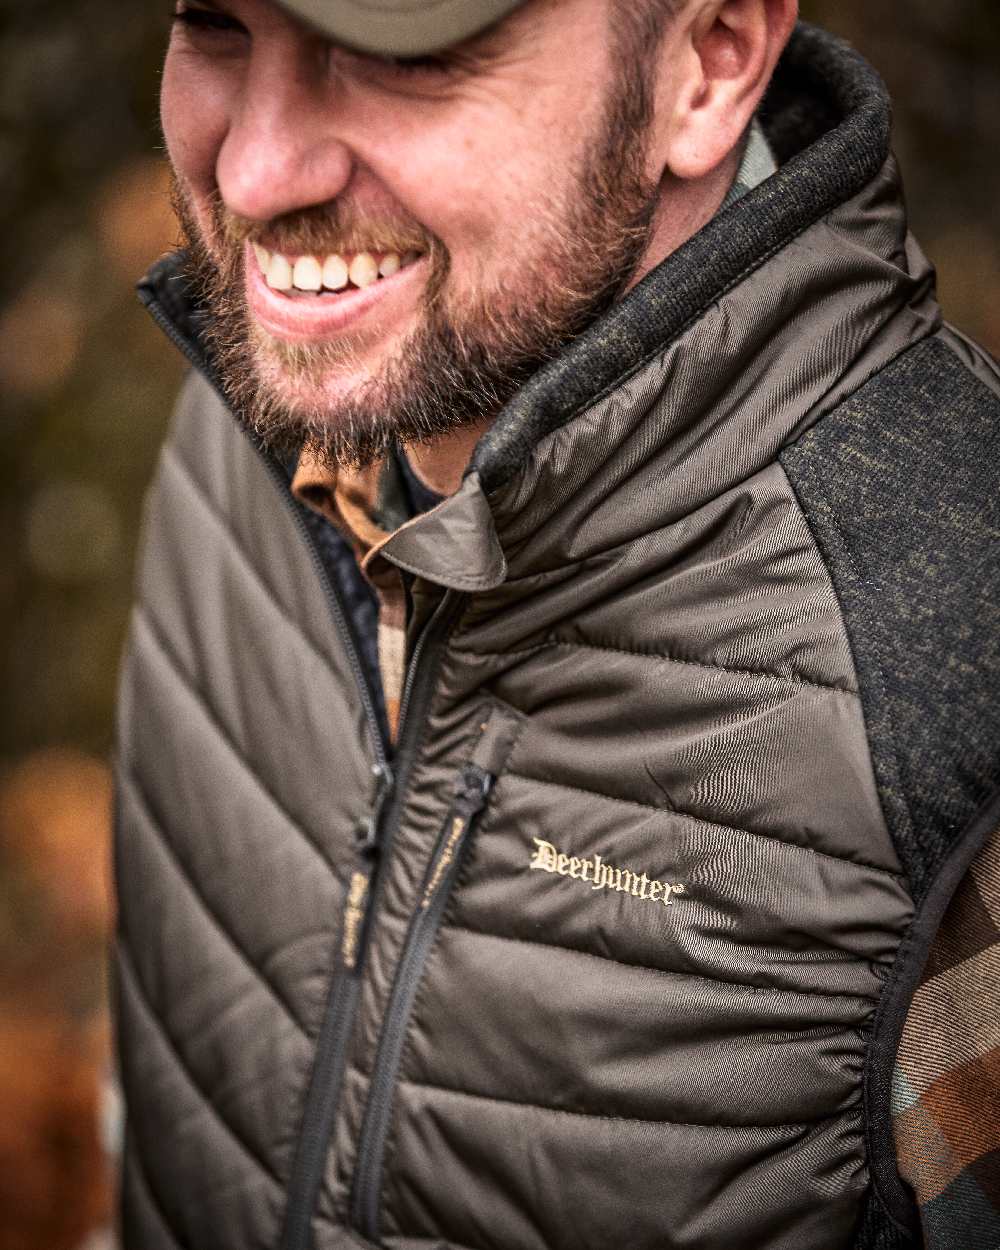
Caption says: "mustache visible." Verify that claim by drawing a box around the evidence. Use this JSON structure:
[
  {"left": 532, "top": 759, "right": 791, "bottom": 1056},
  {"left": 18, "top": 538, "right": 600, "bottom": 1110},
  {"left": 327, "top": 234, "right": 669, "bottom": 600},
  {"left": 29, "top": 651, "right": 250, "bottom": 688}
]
[{"left": 189, "top": 184, "right": 435, "bottom": 260}]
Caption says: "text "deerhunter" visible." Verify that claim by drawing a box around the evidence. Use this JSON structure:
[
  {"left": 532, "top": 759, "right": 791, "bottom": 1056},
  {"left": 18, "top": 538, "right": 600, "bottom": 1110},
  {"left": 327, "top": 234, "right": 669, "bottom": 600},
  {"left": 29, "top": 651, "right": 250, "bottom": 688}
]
[{"left": 529, "top": 838, "right": 685, "bottom": 906}]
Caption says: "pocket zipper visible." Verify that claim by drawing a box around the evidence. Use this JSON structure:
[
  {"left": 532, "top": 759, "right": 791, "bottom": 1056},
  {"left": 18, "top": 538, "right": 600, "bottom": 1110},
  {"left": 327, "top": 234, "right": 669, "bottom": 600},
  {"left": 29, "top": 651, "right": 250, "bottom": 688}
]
[
  {"left": 350, "top": 762, "right": 495, "bottom": 1239},
  {"left": 420, "top": 766, "right": 493, "bottom": 911}
]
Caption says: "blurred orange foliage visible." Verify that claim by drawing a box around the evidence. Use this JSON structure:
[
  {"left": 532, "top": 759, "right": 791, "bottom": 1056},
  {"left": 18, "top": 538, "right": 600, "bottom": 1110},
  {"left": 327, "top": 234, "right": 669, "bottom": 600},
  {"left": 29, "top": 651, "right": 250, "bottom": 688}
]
[
  {"left": 96, "top": 158, "right": 178, "bottom": 283},
  {"left": 0, "top": 285, "right": 83, "bottom": 400},
  {"left": 0, "top": 751, "right": 114, "bottom": 1250},
  {"left": 0, "top": 1014, "right": 111, "bottom": 1250},
  {"left": 0, "top": 749, "right": 113, "bottom": 959}
]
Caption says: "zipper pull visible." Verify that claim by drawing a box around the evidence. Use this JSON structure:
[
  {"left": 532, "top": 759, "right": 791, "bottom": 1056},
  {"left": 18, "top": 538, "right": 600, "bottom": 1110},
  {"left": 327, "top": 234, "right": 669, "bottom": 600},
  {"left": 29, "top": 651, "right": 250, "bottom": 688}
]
[
  {"left": 454, "top": 764, "right": 494, "bottom": 814},
  {"left": 341, "top": 763, "right": 395, "bottom": 972},
  {"left": 420, "top": 765, "right": 495, "bottom": 912},
  {"left": 356, "top": 762, "right": 395, "bottom": 859}
]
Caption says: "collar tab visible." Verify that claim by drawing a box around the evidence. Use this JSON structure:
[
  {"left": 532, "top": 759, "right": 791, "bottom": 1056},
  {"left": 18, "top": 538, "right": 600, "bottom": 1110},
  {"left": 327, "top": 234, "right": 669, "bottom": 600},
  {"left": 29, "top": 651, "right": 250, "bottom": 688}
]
[{"left": 379, "top": 472, "right": 507, "bottom": 592}]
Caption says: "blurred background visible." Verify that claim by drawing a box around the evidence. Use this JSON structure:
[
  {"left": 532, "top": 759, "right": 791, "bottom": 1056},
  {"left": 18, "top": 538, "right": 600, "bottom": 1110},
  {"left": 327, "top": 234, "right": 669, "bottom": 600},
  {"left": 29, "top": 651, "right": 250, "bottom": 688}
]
[{"left": 0, "top": 2, "right": 997, "bottom": 1246}]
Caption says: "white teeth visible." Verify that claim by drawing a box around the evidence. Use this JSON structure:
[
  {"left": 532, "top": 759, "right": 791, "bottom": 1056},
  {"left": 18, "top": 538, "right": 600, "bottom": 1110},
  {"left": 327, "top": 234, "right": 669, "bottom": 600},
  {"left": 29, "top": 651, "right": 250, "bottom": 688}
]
[
  {"left": 292, "top": 256, "right": 323, "bottom": 292},
  {"left": 322, "top": 254, "right": 349, "bottom": 291},
  {"left": 265, "top": 248, "right": 417, "bottom": 295},
  {"left": 349, "top": 252, "right": 379, "bottom": 289},
  {"left": 266, "top": 253, "right": 293, "bottom": 290}
]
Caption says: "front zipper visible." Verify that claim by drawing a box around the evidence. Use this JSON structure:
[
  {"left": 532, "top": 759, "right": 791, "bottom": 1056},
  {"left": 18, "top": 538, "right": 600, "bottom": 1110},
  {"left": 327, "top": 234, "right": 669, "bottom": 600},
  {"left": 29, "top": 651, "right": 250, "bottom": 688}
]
[{"left": 351, "top": 763, "right": 496, "bottom": 1240}]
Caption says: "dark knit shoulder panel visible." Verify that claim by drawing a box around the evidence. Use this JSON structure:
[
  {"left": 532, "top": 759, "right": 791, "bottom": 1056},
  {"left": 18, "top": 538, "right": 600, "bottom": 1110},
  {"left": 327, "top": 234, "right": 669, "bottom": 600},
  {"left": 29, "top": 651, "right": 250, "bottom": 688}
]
[
  {"left": 781, "top": 334, "right": 1000, "bottom": 1247},
  {"left": 781, "top": 335, "right": 1000, "bottom": 899}
]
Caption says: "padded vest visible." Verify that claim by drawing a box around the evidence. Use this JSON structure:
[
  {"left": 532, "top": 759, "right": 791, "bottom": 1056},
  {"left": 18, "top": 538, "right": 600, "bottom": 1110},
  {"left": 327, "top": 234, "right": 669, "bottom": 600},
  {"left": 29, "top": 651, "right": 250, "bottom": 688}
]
[{"left": 115, "top": 24, "right": 1000, "bottom": 1250}]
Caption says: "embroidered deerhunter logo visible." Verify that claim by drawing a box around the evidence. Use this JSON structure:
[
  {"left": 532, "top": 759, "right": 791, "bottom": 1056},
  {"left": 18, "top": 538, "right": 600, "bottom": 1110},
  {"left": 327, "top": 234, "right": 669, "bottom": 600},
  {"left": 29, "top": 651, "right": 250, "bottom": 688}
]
[{"left": 529, "top": 838, "right": 686, "bottom": 906}]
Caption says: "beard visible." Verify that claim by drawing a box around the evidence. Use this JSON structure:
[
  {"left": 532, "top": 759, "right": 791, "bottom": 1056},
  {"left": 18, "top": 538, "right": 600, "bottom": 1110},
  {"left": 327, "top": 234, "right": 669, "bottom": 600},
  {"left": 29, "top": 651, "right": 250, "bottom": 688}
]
[{"left": 173, "top": 68, "right": 661, "bottom": 472}]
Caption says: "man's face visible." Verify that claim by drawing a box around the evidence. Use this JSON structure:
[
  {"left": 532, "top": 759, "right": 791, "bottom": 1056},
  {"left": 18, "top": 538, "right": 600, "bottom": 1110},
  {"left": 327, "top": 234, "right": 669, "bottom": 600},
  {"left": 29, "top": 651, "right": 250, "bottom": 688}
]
[{"left": 162, "top": 0, "right": 667, "bottom": 467}]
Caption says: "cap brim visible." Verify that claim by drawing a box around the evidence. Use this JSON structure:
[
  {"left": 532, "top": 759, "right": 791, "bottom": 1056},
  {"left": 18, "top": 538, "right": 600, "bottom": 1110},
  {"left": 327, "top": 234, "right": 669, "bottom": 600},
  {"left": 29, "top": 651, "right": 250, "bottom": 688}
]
[{"left": 277, "top": 0, "right": 526, "bottom": 56}]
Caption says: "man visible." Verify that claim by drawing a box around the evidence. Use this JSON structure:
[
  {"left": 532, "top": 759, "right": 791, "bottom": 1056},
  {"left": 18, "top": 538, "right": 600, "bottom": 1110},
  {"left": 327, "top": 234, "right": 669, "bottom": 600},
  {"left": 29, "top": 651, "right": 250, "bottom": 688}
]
[{"left": 115, "top": 0, "right": 1000, "bottom": 1247}]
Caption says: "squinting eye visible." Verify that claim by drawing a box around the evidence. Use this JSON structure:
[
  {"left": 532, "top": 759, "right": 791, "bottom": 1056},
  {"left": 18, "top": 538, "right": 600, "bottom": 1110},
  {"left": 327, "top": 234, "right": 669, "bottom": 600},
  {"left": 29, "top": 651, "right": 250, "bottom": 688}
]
[
  {"left": 379, "top": 54, "right": 457, "bottom": 77},
  {"left": 172, "top": 4, "right": 246, "bottom": 35},
  {"left": 331, "top": 42, "right": 481, "bottom": 85}
]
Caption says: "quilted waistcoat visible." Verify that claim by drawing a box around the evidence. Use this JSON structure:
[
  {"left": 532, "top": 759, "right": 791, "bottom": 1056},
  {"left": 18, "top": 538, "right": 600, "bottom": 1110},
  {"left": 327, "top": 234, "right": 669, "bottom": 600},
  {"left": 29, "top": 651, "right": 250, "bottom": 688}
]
[{"left": 115, "top": 24, "right": 1000, "bottom": 1250}]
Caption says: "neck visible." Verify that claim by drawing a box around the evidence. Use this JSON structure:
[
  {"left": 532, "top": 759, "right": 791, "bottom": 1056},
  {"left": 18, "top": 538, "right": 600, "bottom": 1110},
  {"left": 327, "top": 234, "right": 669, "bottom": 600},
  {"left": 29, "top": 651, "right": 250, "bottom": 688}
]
[
  {"left": 628, "top": 151, "right": 742, "bottom": 292},
  {"left": 404, "top": 418, "right": 494, "bottom": 498}
]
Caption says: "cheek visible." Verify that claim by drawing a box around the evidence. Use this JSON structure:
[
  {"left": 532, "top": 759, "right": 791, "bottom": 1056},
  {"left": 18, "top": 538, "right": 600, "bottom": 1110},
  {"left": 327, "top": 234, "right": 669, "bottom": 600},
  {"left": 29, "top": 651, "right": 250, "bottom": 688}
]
[
  {"left": 377, "top": 122, "right": 566, "bottom": 267},
  {"left": 161, "top": 49, "right": 232, "bottom": 199}
]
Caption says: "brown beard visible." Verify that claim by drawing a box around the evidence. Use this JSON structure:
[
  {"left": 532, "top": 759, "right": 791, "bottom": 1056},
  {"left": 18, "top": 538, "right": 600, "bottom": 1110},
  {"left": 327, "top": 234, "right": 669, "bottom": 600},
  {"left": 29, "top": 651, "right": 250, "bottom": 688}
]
[{"left": 173, "top": 58, "right": 660, "bottom": 472}]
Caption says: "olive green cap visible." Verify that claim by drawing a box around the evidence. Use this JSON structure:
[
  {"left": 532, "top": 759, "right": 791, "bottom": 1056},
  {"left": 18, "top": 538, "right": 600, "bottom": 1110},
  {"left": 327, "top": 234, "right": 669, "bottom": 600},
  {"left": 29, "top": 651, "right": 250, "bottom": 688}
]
[{"left": 277, "top": 0, "right": 527, "bottom": 56}]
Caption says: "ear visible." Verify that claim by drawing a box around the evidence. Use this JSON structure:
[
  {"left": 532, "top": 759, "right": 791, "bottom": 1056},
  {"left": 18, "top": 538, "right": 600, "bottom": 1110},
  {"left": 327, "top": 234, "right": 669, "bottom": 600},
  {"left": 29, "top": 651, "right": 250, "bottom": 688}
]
[{"left": 662, "top": 0, "right": 798, "bottom": 180}]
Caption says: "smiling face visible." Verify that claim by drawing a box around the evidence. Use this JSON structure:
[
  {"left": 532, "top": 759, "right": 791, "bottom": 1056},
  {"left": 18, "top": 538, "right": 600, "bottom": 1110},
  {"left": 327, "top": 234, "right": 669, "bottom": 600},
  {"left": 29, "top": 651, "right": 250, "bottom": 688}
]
[{"left": 161, "top": 0, "right": 678, "bottom": 468}]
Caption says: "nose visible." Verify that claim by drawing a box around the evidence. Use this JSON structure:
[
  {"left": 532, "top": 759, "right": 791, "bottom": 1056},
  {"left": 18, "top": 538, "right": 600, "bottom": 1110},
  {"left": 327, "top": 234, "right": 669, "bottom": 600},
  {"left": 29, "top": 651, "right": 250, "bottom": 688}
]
[{"left": 216, "top": 30, "right": 352, "bottom": 224}]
